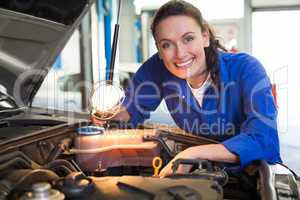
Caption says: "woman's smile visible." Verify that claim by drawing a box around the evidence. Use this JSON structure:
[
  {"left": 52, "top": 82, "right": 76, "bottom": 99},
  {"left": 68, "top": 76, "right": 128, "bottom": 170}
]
[{"left": 175, "top": 57, "right": 195, "bottom": 69}]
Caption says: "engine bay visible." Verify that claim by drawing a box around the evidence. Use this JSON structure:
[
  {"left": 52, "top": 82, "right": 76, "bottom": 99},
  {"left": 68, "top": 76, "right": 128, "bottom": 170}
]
[{"left": 0, "top": 116, "right": 292, "bottom": 200}]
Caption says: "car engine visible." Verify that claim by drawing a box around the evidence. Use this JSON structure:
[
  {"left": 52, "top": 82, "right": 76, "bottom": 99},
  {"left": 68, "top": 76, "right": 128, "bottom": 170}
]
[{"left": 0, "top": 114, "right": 298, "bottom": 200}]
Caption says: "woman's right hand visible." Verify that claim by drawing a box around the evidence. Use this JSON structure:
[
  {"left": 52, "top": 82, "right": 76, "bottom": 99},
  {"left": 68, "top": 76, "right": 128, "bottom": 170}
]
[
  {"left": 90, "top": 106, "right": 131, "bottom": 126},
  {"left": 90, "top": 114, "right": 107, "bottom": 126}
]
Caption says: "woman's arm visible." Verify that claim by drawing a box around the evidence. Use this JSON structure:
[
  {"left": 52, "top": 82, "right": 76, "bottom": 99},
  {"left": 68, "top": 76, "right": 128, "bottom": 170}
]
[
  {"left": 159, "top": 144, "right": 239, "bottom": 177},
  {"left": 221, "top": 55, "right": 281, "bottom": 168}
]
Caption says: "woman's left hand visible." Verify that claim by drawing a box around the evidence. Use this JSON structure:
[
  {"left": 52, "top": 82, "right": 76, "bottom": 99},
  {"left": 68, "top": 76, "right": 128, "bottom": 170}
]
[
  {"left": 159, "top": 144, "right": 239, "bottom": 177},
  {"left": 159, "top": 147, "right": 196, "bottom": 177}
]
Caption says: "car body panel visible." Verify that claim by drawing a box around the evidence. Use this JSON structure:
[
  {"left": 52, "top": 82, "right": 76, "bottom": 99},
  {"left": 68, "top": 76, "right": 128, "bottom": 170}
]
[{"left": 0, "top": 0, "right": 94, "bottom": 107}]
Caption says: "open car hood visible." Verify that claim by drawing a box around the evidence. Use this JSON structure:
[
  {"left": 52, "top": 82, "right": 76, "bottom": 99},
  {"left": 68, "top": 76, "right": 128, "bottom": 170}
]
[{"left": 0, "top": 0, "right": 94, "bottom": 108}]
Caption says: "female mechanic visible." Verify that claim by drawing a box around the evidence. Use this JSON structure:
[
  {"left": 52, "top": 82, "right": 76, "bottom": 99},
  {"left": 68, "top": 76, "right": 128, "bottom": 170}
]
[{"left": 92, "top": 0, "right": 281, "bottom": 177}]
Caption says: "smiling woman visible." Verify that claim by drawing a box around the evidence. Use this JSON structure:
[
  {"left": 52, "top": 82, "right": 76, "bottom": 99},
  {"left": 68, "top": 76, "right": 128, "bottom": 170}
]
[
  {"left": 154, "top": 15, "right": 210, "bottom": 88},
  {"left": 150, "top": 2, "right": 227, "bottom": 89},
  {"left": 0, "top": 0, "right": 298, "bottom": 199},
  {"left": 92, "top": 0, "right": 281, "bottom": 177}
]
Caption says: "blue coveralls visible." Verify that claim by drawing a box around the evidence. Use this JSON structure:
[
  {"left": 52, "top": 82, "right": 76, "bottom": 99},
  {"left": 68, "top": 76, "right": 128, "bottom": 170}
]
[{"left": 122, "top": 51, "right": 282, "bottom": 168}]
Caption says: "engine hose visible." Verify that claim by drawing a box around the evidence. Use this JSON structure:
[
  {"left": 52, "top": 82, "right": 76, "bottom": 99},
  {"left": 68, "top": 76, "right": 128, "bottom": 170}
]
[
  {"left": 46, "top": 138, "right": 72, "bottom": 163},
  {"left": 0, "top": 151, "right": 41, "bottom": 170},
  {"left": 0, "top": 157, "right": 33, "bottom": 172},
  {"left": 48, "top": 165, "right": 73, "bottom": 176},
  {"left": 45, "top": 159, "right": 78, "bottom": 174},
  {"left": 45, "top": 145, "right": 63, "bottom": 163}
]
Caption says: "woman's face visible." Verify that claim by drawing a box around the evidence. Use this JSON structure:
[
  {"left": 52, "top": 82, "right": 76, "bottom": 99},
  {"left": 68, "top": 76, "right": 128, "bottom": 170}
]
[{"left": 155, "top": 15, "right": 209, "bottom": 83}]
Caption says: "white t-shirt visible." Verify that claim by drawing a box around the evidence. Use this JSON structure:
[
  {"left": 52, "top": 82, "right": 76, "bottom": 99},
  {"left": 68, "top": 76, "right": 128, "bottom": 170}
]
[{"left": 187, "top": 74, "right": 211, "bottom": 107}]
